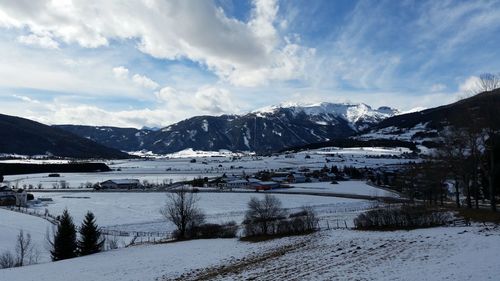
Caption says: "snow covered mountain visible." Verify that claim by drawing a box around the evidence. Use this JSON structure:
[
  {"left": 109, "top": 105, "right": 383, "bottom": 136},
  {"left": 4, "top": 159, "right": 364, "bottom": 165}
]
[
  {"left": 358, "top": 89, "right": 500, "bottom": 145},
  {"left": 56, "top": 102, "right": 398, "bottom": 154},
  {"left": 254, "top": 102, "right": 399, "bottom": 131}
]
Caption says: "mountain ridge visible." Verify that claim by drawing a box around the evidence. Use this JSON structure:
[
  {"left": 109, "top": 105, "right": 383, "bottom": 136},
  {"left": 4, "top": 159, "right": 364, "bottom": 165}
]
[
  {"left": 0, "top": 113, "right": 130, "bottom": 159},
  {"left": 56, "top": 102, "right": 398, "bottom": 154}
]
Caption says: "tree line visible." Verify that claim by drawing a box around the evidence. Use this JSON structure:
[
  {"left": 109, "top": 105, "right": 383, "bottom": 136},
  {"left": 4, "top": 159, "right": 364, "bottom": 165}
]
[{"left": 396, "top": 74, "right": 499, "bottom": 211}]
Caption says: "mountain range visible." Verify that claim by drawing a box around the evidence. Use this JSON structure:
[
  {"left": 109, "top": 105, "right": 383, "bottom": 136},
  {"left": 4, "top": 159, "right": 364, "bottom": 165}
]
[
  {"left": 0, "top": 113, "right": 129, "bottom": 159},
  {"left": 1, "top": 90, "right": 498, "bottom": 158},
  {"left": 56, "top": 102, "right": 398, "bottom": 154}
]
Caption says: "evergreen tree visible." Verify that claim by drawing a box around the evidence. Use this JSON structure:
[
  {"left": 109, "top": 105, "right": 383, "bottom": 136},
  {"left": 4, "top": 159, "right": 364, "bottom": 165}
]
[
  {"left": 51, "top": 209, "right": 77, "bottom": 261},
  {"left": 78, "top": 211, "right": 104, "bottom": 255}
]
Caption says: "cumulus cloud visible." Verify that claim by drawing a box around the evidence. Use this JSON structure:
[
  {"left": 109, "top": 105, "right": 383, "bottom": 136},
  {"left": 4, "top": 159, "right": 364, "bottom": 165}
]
[
  {"left": 193, "top": 86, "right": 235, "bottom": 113},
  {"left": 458, "top": 76, "right": 480, "bottom": 94},
  {"left": 0, "top": 0, "right": 313, "bottom": 87},
  {"left": 112, "top": 66, "right": 159, "bottom": 89},
  {"left": 112, "top": 66, "right": 129, "bottom": 80},
  {"left": 156, "top": 85, "right": 240, "bottom": 116},
  {"left": 17, "top": 33, "right": 59, "bottom": 49},
  {"left": 132, "top": 74, "right": 159, "bottom": 90},
  {"left": 7, "top": 85, "right": 241, "bottom": 128}
]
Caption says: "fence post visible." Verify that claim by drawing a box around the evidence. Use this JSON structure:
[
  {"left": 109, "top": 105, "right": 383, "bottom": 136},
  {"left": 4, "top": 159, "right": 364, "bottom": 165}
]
[{"left": 344, "top": 220, "right": 348, "bottom": 229}]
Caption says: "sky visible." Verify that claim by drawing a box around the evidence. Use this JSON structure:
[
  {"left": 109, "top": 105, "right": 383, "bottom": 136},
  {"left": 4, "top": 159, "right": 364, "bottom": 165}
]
[{"left": 0, "top": 0, "right": 499, "bottom": 128}]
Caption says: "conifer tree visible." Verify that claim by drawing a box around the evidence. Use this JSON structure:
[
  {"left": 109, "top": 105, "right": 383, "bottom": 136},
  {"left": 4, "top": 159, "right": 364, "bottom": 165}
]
[
  {"left": 50, "top": 209, "right": 77, "bottom": 261},
  {"left": 78, "top": 211, "right": 104, "bottom": 255}
]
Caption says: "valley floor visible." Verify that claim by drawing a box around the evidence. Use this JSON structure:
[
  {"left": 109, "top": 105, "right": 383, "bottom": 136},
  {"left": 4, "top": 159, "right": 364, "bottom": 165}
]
[{"left": 2, "top": 224, "right": 499, "bottom": 281}]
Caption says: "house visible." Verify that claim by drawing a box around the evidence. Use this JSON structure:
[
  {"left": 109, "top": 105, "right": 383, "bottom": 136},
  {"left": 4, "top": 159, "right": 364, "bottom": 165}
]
[
  {"left": 0, "top": 185, "right": 16, "bottom": 206},
  {"left": 251, "top": 181, "right": 280, "bottom": 191},
  {"left": 15, "top": 189, "right": 27, "bottom": 207},
  {"left": 287, "top": 174, "right": 307, "bottom": 183},
  {"left": 99, "top": 179, "right": 141, "bottom": 189},
  {"left": 225, "top": 179, "right": 251, "bottom": 189},
  {"left": 271, "top": 176, "right": 288, "bottom": 183}
]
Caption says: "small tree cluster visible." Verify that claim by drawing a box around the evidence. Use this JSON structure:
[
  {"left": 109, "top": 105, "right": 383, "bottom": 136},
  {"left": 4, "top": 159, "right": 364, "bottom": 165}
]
[
  {"left": 189, "top": 221, "right": 238, "bottom": 239},
  {"left": 242, "top": 195, "right": 318, "bottom": 237},
  {"left": 354, "top": 206, "right": 451, "bottom": 230},
  {"left": 50, "top": 210, "right": 104, "bottom": 261},
  {"left": 0, "top": 230, "right": 39, "bottom": 269}
]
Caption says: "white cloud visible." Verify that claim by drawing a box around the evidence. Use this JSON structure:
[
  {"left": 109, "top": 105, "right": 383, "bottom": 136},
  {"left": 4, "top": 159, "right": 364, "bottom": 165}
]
[
  {"left": 132, "top": 74, "right": 159, "bottom": 90},
  {"left": 193, "top": 86, "right": 236, "bottom": 113},
  {"left": 2, "top": 85, "right": 242, "bottom": 129},
  {"left": 112, "top": 66, "right": 159, "bottom": 89},
  {"left": 12, "top": 94, "right": 40, "bottom": 104},
  {"left": 112, "top": 66, "right": 129, "bottom": 80},
  {"left": 0, "top": 0, "right": 313, "bottom": 87},
  {"left": 459, "top": 75, "right": 481, "bottom": 93},
  {"left": 156, "top": 85, "right": 240, "bottom": 116},
  {"left": 430, "top": 83, "right": 447, "bottom": 92},
  {"left": 17, "top": 33, "right": 59, "bottom": 49}
]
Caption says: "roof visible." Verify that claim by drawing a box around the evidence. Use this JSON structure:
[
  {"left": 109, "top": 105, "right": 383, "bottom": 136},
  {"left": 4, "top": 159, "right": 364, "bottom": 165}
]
[
  {"left": 253, "top": 181, "right": 279, "bottom": 186},
  {"left": 102, "top": 179, "right": 140, "bottom": 185},
  {"left": 226, "top": 180, "right": 249, "bottom": 184}
]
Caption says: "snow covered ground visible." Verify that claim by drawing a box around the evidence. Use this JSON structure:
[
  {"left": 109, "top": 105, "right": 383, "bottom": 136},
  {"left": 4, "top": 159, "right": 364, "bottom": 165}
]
[
  {"left": 30, "top": 192, "right": 371, "bottom": 233},
  {"left": 2, "top": 146, "right": 414, "bottom": 189},
  {"left": 0, "top": 191, "right": 373, "bottom": 263},
  {"left": 2, "top": 225, "right": 499, "bottom": 281},
  {"left": 276, "top": 180, "right": 401, "bottom": 198},
  {"left": 194, "top": 225, "right": 500, "bottom": 281},
  {"left": 0, "top": 209, "right": 53, "bottom": 262}
]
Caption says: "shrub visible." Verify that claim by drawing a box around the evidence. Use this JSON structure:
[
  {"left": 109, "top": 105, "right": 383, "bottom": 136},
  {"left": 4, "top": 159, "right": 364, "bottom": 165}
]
[
  {"left": 243, "top": 203, "right": 318, "bottom": 238},
  {"left": 354, "top": 206, "right": 451, "bottom": 230},
  {"left": 0, "top": 251, "right": 15, "bottom": 269},
  {"left": 189, "top": 221, "right": 238, "bottom": 239}
]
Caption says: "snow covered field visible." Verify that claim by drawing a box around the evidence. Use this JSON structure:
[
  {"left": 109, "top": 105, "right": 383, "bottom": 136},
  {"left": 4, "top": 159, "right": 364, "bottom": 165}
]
[
  {"left": 0, "top": 191, "right": 373, "bottom": 264},
  {"left": 0, "top": 209, "right": 53, "bottom": 262},
  {"left": 2, "top": 146, "right": 414, "bottom": 189},
  {"left": 2, "top": 225, "right": 499, "bottom": 281},
  {"left": 0, "top": 147, "right": 424, "bottom": 278},
  {"left": 30, "top": 192, "right": 371, "bottom": 233},
  {"left": 278, "top": 180, "right": 401, "bottom": 198}
]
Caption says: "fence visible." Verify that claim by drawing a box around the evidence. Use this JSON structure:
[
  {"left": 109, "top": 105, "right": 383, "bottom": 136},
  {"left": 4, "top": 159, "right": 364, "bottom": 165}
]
[{"left": 1, "top": 206, "right": 59, "bottom": 225}]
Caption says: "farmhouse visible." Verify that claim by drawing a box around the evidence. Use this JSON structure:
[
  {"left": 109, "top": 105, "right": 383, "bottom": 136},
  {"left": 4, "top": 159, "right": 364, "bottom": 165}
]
[
  {"left": 0, "top": 185, "right": 15, "bottom": 206},
  {"left": 0, "top": 186, "right": 29, "bottom": 206},
  {"left": 251, "top": 181, "right": 280, "bottom": 191},
  {"left": 99, "top": 179, "right": 141, "bottom": 189},
  {"left": 287, "top": 174, "right": 307, "bottom": 183},
  {"left": 225, "top": 179, "right": 251, "bottom": 189}
]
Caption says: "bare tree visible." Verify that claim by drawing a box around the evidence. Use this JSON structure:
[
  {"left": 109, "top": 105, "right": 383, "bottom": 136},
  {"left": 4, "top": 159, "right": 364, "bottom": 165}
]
[
  {"left": 15, "top": 230, "right": 34, "bottom": 267},
  {"left": 244, "top": 195, "right": 287, "bottom": 236},
  {"left": 477, "top": 73, "right": 500, "bottom": 92},
  {"left": 465, "top": 73, "right": 500, "bottom": 96},
  {"left": 160, "top": 188, "right": 205, "bottom": 239},
  {"left": 0, "top": 230, "right": 38, "bottom": 268},
  {"left": 436, "top": 127, "right": 470, "bottom": 207}
]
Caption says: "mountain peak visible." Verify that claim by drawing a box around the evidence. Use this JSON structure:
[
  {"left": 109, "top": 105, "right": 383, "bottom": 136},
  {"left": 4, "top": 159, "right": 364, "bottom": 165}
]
[{"left": 252, "top": 102, "right": 398, "bottom": 126}]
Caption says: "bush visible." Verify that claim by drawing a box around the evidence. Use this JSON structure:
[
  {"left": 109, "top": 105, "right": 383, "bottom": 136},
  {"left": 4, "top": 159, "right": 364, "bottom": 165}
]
[
  {"left": 0, "top": 251, "right": 15, "bottom": 269},
  {"left": 188, "top": 221, "right": 238, "bottom": 239},
  {"left": 354, "top": 206, "right": 451, "bottom": 230},
  {"left": 243, "top": 204, "right": 318, "bottom": 238}
]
